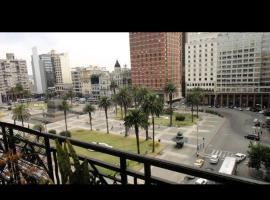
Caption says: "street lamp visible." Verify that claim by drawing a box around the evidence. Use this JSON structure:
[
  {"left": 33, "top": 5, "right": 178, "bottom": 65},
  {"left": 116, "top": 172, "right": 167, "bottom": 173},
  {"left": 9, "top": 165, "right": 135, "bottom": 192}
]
[{"left": 196, "top": 121, "right": 199, "bottom": 157}]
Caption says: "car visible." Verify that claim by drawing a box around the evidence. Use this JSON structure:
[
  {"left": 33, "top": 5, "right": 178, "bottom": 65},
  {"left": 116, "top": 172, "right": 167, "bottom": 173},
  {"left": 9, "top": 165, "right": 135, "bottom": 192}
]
[
  {"left": 234, "top": 153, "right": 246, "bottom": 163},
  {"left": 259, "top": 110, "right": 265, "bottom": 114},
  {"left": 209, "top": 155, "right": 219, "bottom": 164},
  {"left": 195, "top": 178, "right": 208, "bottom": 184},
  {"left": 238, "top": 108, "right": 243, "bottom": 111},
  {"left": 246, "top": 107, "right": 251, "bottom": 111},
  {"left": 208, "top": 106, "right": 212, "bottom": 108},
  {"left": 194, "top": 159, "right": 204, "bottom": 168},
  {"left": 244, "top": 134, "right": 260, "bottom": 141}
]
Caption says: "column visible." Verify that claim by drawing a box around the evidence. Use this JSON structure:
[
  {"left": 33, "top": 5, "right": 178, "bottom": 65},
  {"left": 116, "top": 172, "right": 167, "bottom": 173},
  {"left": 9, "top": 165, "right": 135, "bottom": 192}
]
[
  {"left": 221, "top": 94, "right": 223, "bottom": 107},
  {"left": 209, "top": 95, "right": 212, "bottom": 106},
  {"left": 227, "top": 94, "right": 229, "bottom": 107},
  {"left": 261, "top": 94, "right": 263, "bottom": 110},
  {"left": 268, "top": 94, "right": 270, "bottom": 109},
  {"left": 240, "top": 94, "right": 242, "bottom": 107},
  {"left": 246, "top": 94, "right": 249, "bottom": 107},
  {"left": 233, "top": 94, "right": 236, "bottom": 106},
  {"left": 253, "top": 94, "right": 256, "bottom": 107}
]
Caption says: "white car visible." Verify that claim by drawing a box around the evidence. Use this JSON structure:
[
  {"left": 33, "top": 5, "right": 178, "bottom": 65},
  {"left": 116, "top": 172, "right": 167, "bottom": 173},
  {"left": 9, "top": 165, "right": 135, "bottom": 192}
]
[
  {"left": 246, "top": 107, "right": 251, "bottom": 111},
  {"left": 209, "top": 155, "right": 219, "bottom": 164},
  {"left": 234, "top": 153, "right": 246, "bottom": 163},
  {"left": 259, "top": 110, "right": 265, "bottom": 114},
  {"left": 195, "top": 178, "right": 208, "bottom": 184}
]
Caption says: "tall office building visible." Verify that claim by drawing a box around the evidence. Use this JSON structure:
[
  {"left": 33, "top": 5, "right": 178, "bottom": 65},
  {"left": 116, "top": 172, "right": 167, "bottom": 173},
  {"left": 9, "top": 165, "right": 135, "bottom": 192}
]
[
  {"left": 0, "top": 53, "right": 30, "bottom": 102},
  {"left": 31, "top": 47, "right": 47, "bottom": 94},
  {"left": 185, "top": 32, "right": 270, "bottom": 108},
  {"left": 185, "top": 32, "right": 219, "bottom": 103},
  {"left": 50, "top": 50, "right": 72, "bottom": 92},
  {"left": 129, "top": 32, "right": 184, "bottom": 100}
]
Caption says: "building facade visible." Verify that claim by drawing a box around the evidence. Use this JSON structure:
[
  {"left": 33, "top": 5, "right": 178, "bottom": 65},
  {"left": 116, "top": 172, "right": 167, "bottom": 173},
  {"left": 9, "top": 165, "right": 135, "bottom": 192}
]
[
  {"left": 215, "top": 33, "right": 270, "bottom": 108},
  {"left": 0, "top": 53, "right": 30, "bottom": 103},
  {"left": 110, "top": 60, "right": 132, "bottom": 92},
  {"left": 129, "top": 32, "right": 184, "bottom": 100},
  {"left": 185, "top": 32, "right": 270, "bottom": 109}
]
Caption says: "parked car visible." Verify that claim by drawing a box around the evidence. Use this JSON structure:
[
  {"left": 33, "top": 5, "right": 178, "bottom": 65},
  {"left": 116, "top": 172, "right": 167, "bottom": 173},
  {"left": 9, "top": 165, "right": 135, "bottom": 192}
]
[
  {"left": 246, "top": 107, "right": 251, "bottom": 111},
  {"left": 234, "top": 153, "right": 246, "bottom": 163},
  {"left": 195, "top": 178, "right": 208, "bottom": 184},
  {"left": 244, "top": 134, "right": 260, "bottom": 141},
  {"left": 238, "top": 108, "right": 243, "bottom": 111},
  {"left": 209, "top": 155, "right": 219, "bottom": 164},
  {"left": 259, "top": 110, "right": 265, "bottom": 114},
  {"left": 194, "top": 159, "right": 204, "bottom": 168}
]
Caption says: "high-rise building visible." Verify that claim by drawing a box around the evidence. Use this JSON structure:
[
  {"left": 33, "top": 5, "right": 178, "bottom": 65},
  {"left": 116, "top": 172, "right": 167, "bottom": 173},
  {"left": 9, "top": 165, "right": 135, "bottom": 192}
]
[
  {"left": 31, "top": 47, "right": 47, "bottom": 94},
  {"left": 215, "top": 33, "right": 270, "bottom": 108},
  {"left": 50, "top": 50, "right": 72, "bottom": 93},
  {"left": 185, "top": 32, "right": 270, "bottom": 108},
  {"left": 0, "top": 53, "right": 30, "bottom": 102},
  {"left": 185, "top": 32, "right": 219, "bottom": 102},
  {"left": 129, "top": 32, "right": 184, "bottom": 100}
]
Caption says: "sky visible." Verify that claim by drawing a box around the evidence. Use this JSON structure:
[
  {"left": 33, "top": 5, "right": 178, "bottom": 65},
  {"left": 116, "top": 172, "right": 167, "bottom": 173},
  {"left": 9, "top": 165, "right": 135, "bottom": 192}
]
[{"left": 0, "top": 32, "right": 130, "bottom": 74}]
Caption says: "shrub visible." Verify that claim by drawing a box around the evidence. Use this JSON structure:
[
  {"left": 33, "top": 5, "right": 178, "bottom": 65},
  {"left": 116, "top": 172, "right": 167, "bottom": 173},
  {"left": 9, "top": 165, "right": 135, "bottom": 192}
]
[
  {"left": 59, "top": 130, "right": 71, "bottom": 137},
  {"left": 48, "top": 129, "right": 57, "bottom": 134},
  {"left": 175, "top": 114, "right": 185, "bottom": 121},
  {"left": 163, "top": 108, "right": 172, "bottom": 115},
  {"left": 32, "top": 124, "right": 45, "bottom": 132}
]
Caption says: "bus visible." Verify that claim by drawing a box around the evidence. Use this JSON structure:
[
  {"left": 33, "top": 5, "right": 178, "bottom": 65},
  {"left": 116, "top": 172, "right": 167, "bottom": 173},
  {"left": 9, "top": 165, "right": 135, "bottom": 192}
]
[{"left": 218, "top": 157, "right": 237, "bottom": 175}]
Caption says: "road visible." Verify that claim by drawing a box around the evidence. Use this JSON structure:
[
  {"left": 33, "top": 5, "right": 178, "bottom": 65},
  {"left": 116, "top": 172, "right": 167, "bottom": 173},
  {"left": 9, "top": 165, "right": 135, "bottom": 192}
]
[{"left": 200, "top": 107, "right": 270, "bottom": 181}]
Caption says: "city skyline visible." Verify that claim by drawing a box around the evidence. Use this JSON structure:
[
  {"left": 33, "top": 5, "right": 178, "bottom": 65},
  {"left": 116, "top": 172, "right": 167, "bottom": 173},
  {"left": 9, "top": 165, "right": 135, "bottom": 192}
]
[{"left": 0, "top": 32, "right": 131, "bottom": 74}]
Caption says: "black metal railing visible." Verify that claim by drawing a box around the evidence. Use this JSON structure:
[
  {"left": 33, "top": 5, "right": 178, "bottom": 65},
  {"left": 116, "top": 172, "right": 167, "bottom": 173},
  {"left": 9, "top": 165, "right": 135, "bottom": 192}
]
[{"left": 0, "top": 121, "right": 266, "bottom": 184}]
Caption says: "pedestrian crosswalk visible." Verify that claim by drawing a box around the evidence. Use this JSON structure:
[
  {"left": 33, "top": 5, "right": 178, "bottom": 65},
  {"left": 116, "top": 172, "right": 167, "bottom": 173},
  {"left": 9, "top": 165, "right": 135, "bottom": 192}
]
[{"left": 206, "top": 148, "right": 249, "bottom": 164}]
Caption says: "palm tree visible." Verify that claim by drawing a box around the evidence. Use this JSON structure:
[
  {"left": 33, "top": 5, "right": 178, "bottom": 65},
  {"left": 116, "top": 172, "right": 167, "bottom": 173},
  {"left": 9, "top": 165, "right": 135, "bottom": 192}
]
[
  {"left": 110, "top": 80, "right": 118, "bottom": 115},
  {"left": 164, "top": 82, "right": 176, "bottom": 126},
  {"left": 142, "top": 93, "right": 163, "bottom": 152},
  {"left": 98, "top": 96, "right": 111, "bottom": 134},
  {"left": 15, "top": 83, "right": 24, "bottom": 99},
  {"left": 118, "top": 88, "right": 132, "bottom": 136},
  {"left": 83, "top": 103, "right": 96, "bottom": 131},
  {"left": 66, "top": 89, "right": 75, "bottom": 106},
  {"left": 124, "top": 109, "right": 148, "bottom": 154},
  {"left": 137, "top": 87, "right": 151, "bottom": 106},
  {"left": 12, "top": 104, "right": 31, "bottom": 127},
  {"left": 58, "top": 100, "right": 70, "bottom": 135},
  {"left": 114, "top": 93, "right": 123, "bottom": 119},
  {"left": 193, "top": 87, "right": 203, "bottom": 118},
  {"left": 131, "top": 86, "right": 140, "bottom": 108}
]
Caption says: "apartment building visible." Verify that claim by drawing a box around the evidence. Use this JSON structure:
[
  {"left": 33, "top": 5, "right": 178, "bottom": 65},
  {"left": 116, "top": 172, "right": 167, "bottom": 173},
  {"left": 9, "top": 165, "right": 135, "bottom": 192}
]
[{"left": 0, "top": 53, "right": 29, "bottom": 103}]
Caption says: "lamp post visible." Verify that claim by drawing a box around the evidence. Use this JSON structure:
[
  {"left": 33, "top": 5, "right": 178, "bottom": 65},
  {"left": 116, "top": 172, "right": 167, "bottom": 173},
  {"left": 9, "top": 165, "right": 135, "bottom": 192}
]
[{"left": 196, "top": 121, "right": 199, "bottom": 157}]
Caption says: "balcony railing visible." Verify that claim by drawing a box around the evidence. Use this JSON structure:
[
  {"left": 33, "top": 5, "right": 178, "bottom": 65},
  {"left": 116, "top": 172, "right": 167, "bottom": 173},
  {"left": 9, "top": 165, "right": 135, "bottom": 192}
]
[{"left": 0, "top": 121, "right": 266, "bottom": 185}]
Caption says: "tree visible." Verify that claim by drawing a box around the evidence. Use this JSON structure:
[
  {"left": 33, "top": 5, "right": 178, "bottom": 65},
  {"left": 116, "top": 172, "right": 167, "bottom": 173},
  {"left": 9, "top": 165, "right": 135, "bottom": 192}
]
[
  {"left": 124, "top": 109, "right": 148, "bottom": 154},
  {"left": 15, "top": 83, "right": 24, "bottom": 99},
  {"left": 83, "top": 103, "right": 95, "bottom": 131},
  {"left": 32, "top": 124, "right": 45, "bottom": 132},
  {"left": 98, "top": 96, "right": 111, "bottom": 134},
  {"left": 110, "top": 80, "right": 118, "bottom": 115},
  {"left": 186, "top": 89, "right": 201, "bottom": 123},
  {"left": 137, "top": 87, "right": 151, "bottom": 106},
  {"left": 114, "top": 93, "right": 123, "bottom": 119},
  {"left": 164, "top": 82, "right": 176, "bottom": 126},
  {"left": 142, "top": 93, "right": 163, "bottom": 152},
  {"left": 12, "top": 104, "right": 31, "bottom": 127},
  {"left": 247, "top": 142, "right": 264, "bottom": 170},
  {"left": 58, "top": 100, "right": 70, "bottom": 135},
  {"left": 117, "top": 88, "right": 132, "bottom": 136},
  {"left": 66, "top": 89, "right": 75, "bottom": 106},
  {"left": 131, "top": 86, "right": 140, "bottom": 108},
  {"left": 191, "top": 87, "right": 203, "bottom": 118}
]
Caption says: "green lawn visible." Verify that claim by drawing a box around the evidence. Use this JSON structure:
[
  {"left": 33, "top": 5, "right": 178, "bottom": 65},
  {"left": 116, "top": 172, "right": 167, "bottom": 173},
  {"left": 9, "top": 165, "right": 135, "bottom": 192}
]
[
  {"left": 154, "top": 113, "right": 199, "bottom": 127},
  {"left": 56, "top": 129, "right": 164, "bottom": 176},
  {"left": 23, "top": 102, "right": 47, "bottom": 110},
  {"left": 113, "top": 107, "right": 199, "bottom": 127}
]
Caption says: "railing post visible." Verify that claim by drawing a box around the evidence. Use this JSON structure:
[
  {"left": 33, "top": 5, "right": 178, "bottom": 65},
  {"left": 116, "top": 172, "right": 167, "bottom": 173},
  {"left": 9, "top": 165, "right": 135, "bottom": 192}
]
[
  {"left": 144, "top": 163, "right": 151, "bottom": 185},
  {"left": 1, "top": 126, "right": 9, "bottom": 152},
  {"left": 44, "top": 136, "right": 54, "bottom": 182},
  {"left": 52, "top": 151, "right": 60, "bottom": 184},
  {"left": 120, "top": 157, "right": 127, "bottom": 185}
]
